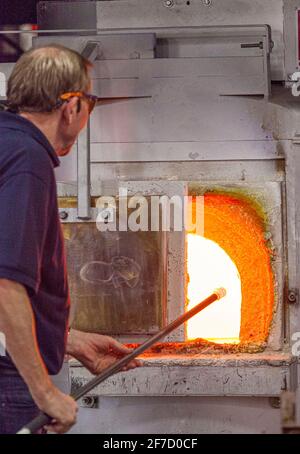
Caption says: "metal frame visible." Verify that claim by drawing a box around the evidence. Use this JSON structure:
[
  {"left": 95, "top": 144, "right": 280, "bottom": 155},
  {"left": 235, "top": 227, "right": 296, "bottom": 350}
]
[
  {"left": 284, "top": 0, "right": 300, "bottom": 80},
  {"left": 58, "top": 166, "right": 287, "bottom": 349}
]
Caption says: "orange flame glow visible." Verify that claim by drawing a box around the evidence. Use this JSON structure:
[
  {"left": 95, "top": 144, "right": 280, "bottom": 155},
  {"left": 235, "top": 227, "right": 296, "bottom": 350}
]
[{"left": 186, "top": 194, "right": 274, "bottom": 345}]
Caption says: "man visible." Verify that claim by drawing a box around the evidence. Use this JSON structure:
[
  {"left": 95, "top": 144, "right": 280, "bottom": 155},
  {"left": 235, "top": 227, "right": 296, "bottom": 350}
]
[{"left": 0, "top": 45, "right": 141, "bottom": 435}]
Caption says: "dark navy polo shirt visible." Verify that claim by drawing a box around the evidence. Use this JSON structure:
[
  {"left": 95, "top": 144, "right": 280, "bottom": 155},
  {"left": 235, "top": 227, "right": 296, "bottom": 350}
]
[{"left": 0, "top": 111, "right": 70, "bottom": 375}]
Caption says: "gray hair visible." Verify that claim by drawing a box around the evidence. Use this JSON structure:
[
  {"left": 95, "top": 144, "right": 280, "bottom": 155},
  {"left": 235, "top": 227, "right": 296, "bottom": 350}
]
[{"left": 7, "top": 44, "right": 92, "bottom": 113}]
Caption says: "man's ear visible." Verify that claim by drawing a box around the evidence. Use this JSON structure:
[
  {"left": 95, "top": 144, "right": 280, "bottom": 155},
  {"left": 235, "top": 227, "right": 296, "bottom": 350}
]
[{"left": 61, "top": 97, "right": 79, "bottom": 125}]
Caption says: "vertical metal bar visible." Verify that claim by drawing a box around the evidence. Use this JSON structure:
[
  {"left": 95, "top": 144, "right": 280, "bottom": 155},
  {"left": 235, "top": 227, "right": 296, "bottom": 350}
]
[
  {"left": 280, "top": 180, "right": 289, "bottom": 345},
  {"left": 285, "top": 142, "right": 300, "bottom": 345},
  {"left": 77, "top": 42, "right": 99, "bottom": 219},
  {"left": 77, "top": 121, "right": 91, "bottom": 219},
  {"left": 263, "top": 32, "right": 272, "bottom": 98}
]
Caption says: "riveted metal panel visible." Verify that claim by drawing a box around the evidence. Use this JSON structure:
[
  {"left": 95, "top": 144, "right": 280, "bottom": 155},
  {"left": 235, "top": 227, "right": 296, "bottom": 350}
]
[{"left": 97, "top": 0, "right": 284, "bottom": 79}]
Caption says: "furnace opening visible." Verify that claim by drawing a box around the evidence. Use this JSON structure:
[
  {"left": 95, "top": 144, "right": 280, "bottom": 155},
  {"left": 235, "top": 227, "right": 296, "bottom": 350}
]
[{"left": 186, "top": 193, "right": 274, "bottom": 346}]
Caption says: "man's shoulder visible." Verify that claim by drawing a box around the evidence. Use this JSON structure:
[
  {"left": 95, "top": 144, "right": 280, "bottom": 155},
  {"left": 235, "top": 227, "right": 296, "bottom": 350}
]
[{"left": 0, "top": 128, "right": 55, "bottom": 184}]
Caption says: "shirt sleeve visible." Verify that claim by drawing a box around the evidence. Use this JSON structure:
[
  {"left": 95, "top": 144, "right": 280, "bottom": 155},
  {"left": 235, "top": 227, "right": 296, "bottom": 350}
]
[{"left": 0, "top": 172, "right": 50, "bottom": 295}]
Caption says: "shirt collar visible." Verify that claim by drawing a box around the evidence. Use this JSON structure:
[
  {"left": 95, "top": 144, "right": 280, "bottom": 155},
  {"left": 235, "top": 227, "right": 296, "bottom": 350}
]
[{"left": 0, "top": 111, "right": 60, "bottom": 168}]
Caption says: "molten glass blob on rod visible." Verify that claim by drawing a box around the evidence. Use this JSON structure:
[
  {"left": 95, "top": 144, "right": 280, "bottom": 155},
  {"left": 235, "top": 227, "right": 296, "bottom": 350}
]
[{"left": 17, "top": 288, "right": 226, "bottom": 435}]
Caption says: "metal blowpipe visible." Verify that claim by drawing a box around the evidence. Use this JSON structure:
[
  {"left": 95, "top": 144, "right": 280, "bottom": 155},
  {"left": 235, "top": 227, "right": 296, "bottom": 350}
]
[{"left": 17, "top": 288, "right": 226, "bottom": 434}]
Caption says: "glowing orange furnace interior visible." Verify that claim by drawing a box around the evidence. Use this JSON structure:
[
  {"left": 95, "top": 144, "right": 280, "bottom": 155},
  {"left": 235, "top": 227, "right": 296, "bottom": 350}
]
[{"left": 187, "top": 193, "right": 274, "bottom": 345}]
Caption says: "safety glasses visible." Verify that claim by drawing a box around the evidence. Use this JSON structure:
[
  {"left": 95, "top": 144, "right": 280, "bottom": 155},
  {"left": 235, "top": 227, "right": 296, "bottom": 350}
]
[{"left": 59, "top": 91, "right": 100, "bottom": 114}]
